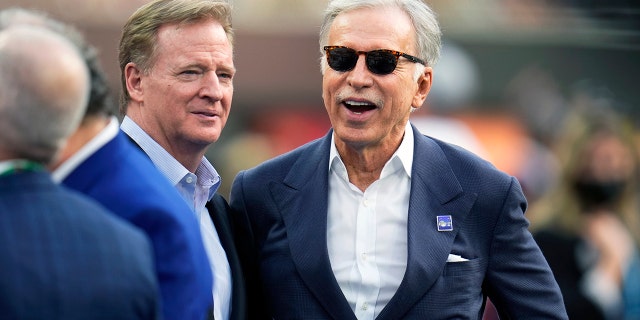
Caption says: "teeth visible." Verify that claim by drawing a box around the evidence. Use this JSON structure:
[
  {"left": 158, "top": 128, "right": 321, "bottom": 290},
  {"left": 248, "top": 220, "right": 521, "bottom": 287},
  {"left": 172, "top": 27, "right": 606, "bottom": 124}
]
[
  {"left": 345, "top": 101, "right": 371, "bottom": 106},
  {"left": 354, "top": 112, "right": 362, "bottom": 115}
]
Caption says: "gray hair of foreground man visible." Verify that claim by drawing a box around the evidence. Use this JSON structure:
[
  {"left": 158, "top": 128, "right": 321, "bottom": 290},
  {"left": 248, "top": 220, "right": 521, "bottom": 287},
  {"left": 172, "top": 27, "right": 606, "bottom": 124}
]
[
  {"left": 0, "top": 26, "right": 90, "bottom": 164},
  {"left": 118, "top": 0, "right": 234, "bottom": 115},
  {"left": 0, "top": 7, "right": 116, "bottom": 118},
  {"left": 318, "top": 0, "right": 442, "bottom": 74}
]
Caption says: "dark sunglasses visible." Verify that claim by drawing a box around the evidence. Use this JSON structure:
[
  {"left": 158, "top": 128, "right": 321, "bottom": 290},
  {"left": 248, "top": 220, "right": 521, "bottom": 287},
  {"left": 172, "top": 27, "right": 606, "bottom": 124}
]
[{"left": 323, "top": 45, "right": 425, "bottom": 75}]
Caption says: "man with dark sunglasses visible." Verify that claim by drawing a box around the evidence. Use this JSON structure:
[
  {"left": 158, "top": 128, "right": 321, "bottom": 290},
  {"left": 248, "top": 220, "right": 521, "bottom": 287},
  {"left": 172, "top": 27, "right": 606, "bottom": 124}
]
[{"left": 229, "top": 0, "right": 568, "bottom": 319}]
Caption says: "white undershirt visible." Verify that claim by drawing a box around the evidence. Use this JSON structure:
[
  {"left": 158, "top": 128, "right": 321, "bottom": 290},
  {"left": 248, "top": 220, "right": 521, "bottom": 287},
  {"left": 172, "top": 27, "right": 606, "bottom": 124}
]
[{"left": 327, "top": 122, "right": 413, "bottom": 319}]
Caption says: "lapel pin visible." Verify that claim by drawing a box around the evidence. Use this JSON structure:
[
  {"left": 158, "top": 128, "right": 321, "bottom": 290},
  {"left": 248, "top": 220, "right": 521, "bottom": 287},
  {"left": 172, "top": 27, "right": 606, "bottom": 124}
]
[{"left": 437, "top": 215, "right": 453, "bottom": 232}]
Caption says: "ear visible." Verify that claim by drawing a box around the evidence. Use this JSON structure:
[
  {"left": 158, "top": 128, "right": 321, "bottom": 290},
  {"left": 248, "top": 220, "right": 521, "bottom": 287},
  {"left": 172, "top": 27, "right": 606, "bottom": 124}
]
[
  {"left": 124, "top": 62, "right": 144, "bottom": 103},
  {"left": 411, "top": 66, "right": 433, "bottom": 110}
]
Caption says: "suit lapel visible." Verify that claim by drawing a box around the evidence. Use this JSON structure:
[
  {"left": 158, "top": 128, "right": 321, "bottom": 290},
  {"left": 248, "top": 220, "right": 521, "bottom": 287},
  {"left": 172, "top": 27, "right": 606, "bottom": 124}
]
[
  {"left": 377, "top": 125, "right": 477, "bottom": 320},
  {"left": 269, "top": 127, "right": 478, "bottom": 320},
  {"left": 270, "top": 132, "right": 357, "bottom": 320}
]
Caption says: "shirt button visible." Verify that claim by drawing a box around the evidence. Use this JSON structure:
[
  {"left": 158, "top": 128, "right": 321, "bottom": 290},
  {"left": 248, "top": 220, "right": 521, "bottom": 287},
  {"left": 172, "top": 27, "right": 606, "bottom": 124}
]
[
  {"left": 361, "top": 302, "right": 368, "bottom": 311},
  {"left": 361, "top": 253, "right": 367, "bottom": 261},
  {"left": 363, "top": 199, "right": 370, "bottom": 207},
  {"left": 186, "top": 176, "right": 194, "bottom": 184}
]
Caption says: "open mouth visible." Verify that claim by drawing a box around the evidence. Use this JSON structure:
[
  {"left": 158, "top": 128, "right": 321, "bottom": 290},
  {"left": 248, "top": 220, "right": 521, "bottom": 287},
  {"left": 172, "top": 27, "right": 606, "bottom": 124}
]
[{"left": 344, "top": 101, "right": 376, "bottom": 114}]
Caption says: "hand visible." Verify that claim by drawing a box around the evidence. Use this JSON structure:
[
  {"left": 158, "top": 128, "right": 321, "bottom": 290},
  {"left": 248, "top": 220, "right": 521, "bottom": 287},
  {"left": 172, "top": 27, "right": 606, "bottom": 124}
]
[{"left": 584, "top": 211, "right": 635, "bottom": 286}]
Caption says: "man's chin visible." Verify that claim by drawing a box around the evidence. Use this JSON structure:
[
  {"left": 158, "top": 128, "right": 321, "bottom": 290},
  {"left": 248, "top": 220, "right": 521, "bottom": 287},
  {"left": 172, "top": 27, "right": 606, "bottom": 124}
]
[{"left": 182, "top": 131, "right": 221, "bottom": 149}]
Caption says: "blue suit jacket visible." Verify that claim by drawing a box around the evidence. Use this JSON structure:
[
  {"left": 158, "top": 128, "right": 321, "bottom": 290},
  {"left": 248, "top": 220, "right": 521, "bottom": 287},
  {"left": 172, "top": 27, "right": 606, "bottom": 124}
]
[
  {"left": 0, "top": 171, "right": 159, "bottom": 319},
  {"left": 229, "top": 125, "right": 568, "bottom": 319},
  {"left": 61, "top": 131, "right": 213, "bottom": 320}
]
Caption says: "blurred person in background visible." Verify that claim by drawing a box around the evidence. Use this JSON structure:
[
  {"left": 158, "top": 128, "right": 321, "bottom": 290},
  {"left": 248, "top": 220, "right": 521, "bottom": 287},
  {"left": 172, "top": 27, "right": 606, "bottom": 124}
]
[
  {"left": 119, "top": 1, "right": 246, "bottom": 319},
  {"left": 229, "top": 0, "right": 567, "bottom": 318},
  {"left": 0, "top": 25, "right": 159, "bottom": 319},
  {"left": 0, "top": 7, "right": 215, "bottom": 320},
  {"left": 531, "top": 100, "right": 640, "bottom": 319}
]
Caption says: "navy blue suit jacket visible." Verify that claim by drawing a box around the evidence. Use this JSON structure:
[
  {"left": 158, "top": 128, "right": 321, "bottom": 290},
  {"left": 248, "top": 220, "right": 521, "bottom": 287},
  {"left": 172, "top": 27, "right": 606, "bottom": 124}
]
[
  {"left": 0, "top": 171, "right": 159, "bottom": 319},
  {"left": 230, "top": 125, "right": 568, "bottom": 319},
  {"left": 61, "top": 131, "right": 213, "bottom": 320}
]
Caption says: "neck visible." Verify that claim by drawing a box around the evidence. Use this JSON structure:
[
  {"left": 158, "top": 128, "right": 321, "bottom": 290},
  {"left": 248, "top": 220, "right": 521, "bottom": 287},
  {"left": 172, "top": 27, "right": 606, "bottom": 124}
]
[
  {"left": 169, "top": 143, "right": 208, "bottom": 173},
  {"left": 336, "top": 136, "right": 403, "bottom": 192},
  {"left": 127, "top": 109, "right": 207, "bottom": 173},
  {"left": 0, "top": 150, "right": 16, "bottom": 162},
  {"left": 49, "top": 115, "right": 110, "bottom": 170}
]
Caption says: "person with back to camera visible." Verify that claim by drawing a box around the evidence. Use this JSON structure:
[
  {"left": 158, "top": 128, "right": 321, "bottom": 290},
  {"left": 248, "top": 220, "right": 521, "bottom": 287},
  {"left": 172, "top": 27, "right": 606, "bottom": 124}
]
[
  {"left": 229, "top": 0, "right": 569, "bottom": 319},
  {"left": 0, "top": 25, "right": 159, "bottom": 319},
  {"left": 0, "top": 7, "right": 215, "bottom": 320},
  {"left": 119, "top": 1, "right": 246, "bottom": 319}
]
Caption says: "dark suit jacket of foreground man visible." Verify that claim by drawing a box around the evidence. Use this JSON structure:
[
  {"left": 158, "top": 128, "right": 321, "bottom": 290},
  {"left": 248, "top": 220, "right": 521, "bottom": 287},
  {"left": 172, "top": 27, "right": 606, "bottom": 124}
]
[
  {"left": 0, "top": 170, "right": 159, "bottom": 319},
  {"left": 230, "top": 124, "right": 568, "bottom": 319}
]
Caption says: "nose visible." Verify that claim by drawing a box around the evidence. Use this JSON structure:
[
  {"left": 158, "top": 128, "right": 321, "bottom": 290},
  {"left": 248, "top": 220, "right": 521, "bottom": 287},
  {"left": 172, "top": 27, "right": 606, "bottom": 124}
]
[
  {"left": 346, "top": 54, "right": 374, "bottom": 89},
  {"left": 199, "top": 71, "right": 224, "bottom": 101}
]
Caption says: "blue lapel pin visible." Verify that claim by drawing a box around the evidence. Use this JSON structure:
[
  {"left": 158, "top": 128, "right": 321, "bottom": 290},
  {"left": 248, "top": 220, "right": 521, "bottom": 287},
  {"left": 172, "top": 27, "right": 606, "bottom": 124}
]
[{"left": 437, "top": 215, "right": 453, "bottom": 232}]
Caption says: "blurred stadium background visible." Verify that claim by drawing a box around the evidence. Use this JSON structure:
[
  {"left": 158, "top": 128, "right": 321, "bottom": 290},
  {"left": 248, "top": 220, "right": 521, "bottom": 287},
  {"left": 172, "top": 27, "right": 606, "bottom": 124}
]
[{"left": 2, "top": 0, "right": 639, "bottom": 197}]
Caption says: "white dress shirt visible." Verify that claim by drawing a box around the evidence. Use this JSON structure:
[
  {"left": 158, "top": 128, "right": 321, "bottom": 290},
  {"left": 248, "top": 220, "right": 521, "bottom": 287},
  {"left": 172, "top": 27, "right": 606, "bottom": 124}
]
[
  {"left": 327, "top": 122, "right": 414, "bottom": 320},
  {"left": 121, "top": 116, "right": 232, "bottom": 320}
]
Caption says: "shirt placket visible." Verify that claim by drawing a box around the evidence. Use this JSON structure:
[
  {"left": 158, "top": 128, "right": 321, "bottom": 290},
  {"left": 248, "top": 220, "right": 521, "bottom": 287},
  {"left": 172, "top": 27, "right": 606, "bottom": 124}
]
[{"left": 354, "top": 185, "right": 380, "bottom": 320}]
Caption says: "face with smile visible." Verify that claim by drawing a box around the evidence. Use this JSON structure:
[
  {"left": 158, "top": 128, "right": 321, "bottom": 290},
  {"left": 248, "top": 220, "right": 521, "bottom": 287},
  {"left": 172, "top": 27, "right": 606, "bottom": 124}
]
[
  {"left": 322, "top": 6, "right": 431, "bottom": 153},
  {"left": 126, "top": 18, "right": 235, "bottom": 158}
]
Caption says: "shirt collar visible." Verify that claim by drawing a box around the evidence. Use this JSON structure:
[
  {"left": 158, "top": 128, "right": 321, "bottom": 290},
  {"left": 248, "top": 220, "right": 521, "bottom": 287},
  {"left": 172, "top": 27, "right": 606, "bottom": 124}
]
[
  {"left": 195, "top": 156, "right": 220, "bottom": 200},
  {"left": 120, "top": 116, "right": 221, "bottom": 198},
  {"left": 52, "top": 116, "right": 120, "bottom": 182},
  {"left": 395, "top": 121, "right": 414, "bottom": 178},
  {"left": 0, "top": 159, "right": 45, "bottom": 176},
  {"left": 329, "top": 121, "right": 414, "bottom": 179}
]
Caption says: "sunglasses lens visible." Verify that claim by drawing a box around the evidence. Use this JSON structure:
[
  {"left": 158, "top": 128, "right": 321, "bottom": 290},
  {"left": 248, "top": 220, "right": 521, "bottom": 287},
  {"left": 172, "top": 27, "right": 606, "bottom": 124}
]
[
  {"left": 325, "top": 47, "right": 400, "bottom": 75},
  {"left": 327, "top": 47, "right": 358, "bottom": 72},
  {"left": 367, "top": 50, "right": 398, "bottom": 75}
]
